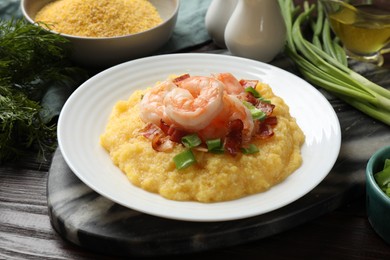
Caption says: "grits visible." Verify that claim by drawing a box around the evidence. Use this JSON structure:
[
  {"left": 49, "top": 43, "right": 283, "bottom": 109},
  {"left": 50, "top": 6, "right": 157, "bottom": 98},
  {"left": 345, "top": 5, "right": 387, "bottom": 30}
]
[{"left": 100, "top": 80, "right": 305, "bottom": 203}]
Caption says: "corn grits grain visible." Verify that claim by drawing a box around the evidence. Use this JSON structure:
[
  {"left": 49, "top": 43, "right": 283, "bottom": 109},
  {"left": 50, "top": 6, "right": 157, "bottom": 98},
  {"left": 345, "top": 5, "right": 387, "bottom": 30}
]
[
  {"left": 100, "top": 83, "right": 305, "bottom": 203},
  {"left": 35, "top": 0, "right": 162, "bottom": 37}
]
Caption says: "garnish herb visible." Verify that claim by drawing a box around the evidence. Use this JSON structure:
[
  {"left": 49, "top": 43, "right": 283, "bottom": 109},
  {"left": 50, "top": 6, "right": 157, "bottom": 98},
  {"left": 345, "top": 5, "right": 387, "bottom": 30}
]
[
  {"left": 244, "top": 86, "right": 271, "bottom": 103},
  {"left": 242, "top": 101, "right": 267, "bottom": 121},
  {"left": 182, "top": 134, "right": 202, "bottom": 148},
  {"left": 173, "top": 149, "right": 196, "bottom": 170},
  {"left": 173, "top": 134, "right": 201, "bottom": 169},
  {"left": 0, "top": 86, "right": 56, "bottom": 161},
  {"left": 245, "top": 86, "right": 261, "bottom": 98},
  {"left": 206, "top": 138, "right": 224, "bottom": 154},
  {"left": 0, "top": 19, "right": 87, "bottom": 162},
  {"left": 241, "top": 144, "right": 260, "bottom": 154},
  {"left": 278, "top": 0, "right": 390, "bottom": 126},
  {"left": 374, "top": 159, "right": 390, "bottom": 197}
]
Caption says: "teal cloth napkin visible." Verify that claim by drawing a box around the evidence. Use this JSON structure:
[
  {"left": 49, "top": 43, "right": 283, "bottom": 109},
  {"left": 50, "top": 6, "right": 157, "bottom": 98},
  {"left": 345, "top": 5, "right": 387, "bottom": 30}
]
[
  {"left": 159, "top": 0, "right": 212, "bottom": 53},
  {"left": 0, "top": 0, "right": 22, "bottom": 20},
  {"left": 0, "top": 0, "right": 212, "bottom": 53}
]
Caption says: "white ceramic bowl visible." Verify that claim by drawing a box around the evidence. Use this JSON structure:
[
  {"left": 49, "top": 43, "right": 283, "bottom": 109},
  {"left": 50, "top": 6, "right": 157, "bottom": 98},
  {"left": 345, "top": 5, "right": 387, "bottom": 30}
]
[{"left": 21, "top": 0, "right": 179, "bottom": 68}]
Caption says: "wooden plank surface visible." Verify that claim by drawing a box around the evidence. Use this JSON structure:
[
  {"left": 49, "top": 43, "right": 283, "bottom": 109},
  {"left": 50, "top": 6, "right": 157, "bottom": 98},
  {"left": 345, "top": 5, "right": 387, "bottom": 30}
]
[{"left": 1, "top": 160, "right": 390, "bottom": 259}]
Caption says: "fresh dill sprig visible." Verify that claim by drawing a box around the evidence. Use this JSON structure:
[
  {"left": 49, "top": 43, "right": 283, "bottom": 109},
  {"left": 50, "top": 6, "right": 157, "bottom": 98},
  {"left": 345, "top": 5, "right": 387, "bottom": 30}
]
[
  {"left": 0, "top": 19, "right": 88, "bottom": 163},
  {"left": 0, "top": 19, "right": 74, "bottom": 100},
  {"left": 0, "top": 86, "right": 56, "bottom": 162}
]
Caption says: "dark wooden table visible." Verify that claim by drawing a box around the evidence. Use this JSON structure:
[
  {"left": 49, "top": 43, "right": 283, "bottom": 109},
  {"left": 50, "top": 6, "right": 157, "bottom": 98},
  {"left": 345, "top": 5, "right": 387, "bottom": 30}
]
[{"left": 1, "top": 42, "right": 390, "bottom": 260}]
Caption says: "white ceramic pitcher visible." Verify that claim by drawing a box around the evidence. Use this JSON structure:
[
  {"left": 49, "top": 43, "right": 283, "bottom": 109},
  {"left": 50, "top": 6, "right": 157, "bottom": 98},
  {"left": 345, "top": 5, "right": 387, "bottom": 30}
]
[
  {"left": 224, "top": 0, "right": 287, "bottom": 62},
  {"left": 205, "top": 0, "right": 238, "bottom": 48}
]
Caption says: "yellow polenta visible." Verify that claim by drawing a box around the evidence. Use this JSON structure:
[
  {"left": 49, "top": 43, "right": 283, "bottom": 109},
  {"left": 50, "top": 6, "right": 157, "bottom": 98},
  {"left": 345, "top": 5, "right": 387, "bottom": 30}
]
[
  {"left": 100, "top": 83, "right": 305, "bottom": 203},
  {"left": 35, "top": 0, "right": 162, "bottom": 37}
]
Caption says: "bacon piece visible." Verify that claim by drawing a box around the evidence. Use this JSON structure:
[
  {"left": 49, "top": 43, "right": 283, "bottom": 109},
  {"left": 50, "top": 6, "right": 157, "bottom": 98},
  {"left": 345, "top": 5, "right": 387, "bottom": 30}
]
[
  {"left": 160, "top": 120, "right": 189, "bottom": 143},
  {"left": 173, "top": 73, "right": 190, "bottom": 84},
  {"left": 168, "top": 127, "right": 188, "bottom": 143},
  {"left": 139, "top": 122, "right": 174, "bottom": 152},
  {"left": 139, "top": 122, "right": 163, "bottom": 139},
  {"left": 151, "top": 134, "right": 174, "bottom": 152},
  {"left": 256, "top": 101, "right": 275, "bottom": 116},
  {"left": 243, "top": 92, "right": 258, "bottom": 105},
  {"left": 257, "top": 124, "right": 274, "bottom": 139},
  {"left": 224, "top": 119, "right": 243, "bottom": 156},
  {"left": 239, "top": 79, "right": 259, "bottom": 89},
  {"left": 159, "top": 120, "right": 170, "bottom": 134},
  {"left": 256, "top": 116, "right": 277, "bottom": 139},
  {"left": 264, "top": 116, "right": 278, "bottom": 126},
  {"left": 238, "top": 79, "right": 260, "bottom": 105}
]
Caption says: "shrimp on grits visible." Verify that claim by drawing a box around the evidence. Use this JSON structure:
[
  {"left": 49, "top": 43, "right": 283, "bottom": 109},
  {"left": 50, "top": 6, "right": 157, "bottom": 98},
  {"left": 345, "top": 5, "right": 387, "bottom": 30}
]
[
  {"left": 138, "top": 73, "right": 275, "bottom": 155},
  {"left": 100, "top": 73, "right": 305, "bottom": 202},
  {"left": 162, "top": 76, "right": 225, "bottom": 131}
]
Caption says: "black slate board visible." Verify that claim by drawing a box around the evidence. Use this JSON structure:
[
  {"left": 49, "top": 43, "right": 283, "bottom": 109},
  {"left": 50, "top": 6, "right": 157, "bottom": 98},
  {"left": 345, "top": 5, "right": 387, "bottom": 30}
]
[{"left": 47, "top": 59, "right": 390, "bottom": 257}]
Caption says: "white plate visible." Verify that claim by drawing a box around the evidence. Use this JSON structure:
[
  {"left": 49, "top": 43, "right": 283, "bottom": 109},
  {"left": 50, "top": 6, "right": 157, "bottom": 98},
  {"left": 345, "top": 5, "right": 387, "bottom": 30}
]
[{"left": 58, "top": 53, "right": 341, "bottom": 222}]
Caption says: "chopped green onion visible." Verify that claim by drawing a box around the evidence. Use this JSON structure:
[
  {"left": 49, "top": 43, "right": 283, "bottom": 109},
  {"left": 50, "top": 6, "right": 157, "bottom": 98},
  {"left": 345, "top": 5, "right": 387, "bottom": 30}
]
[
  {"left": 384, "top": 159, "right": 390, "bottom": 169},
  {"left": 206, "top": 138, "right": 221, "bottom": 150},
  {"left": 206, "top": 139, "right": 224, "bottom": 154},
  {"left": 252, "top": 109, "right": 266, "bottom": 121},
  {"left": 181, "top": 134, "right": 202, "bottom": 148},
  {"left": 173, "top": 149, "right": 196, "bottom": 170},
  {"left": 374, "top": 159, "right": 390, "bottom": 197},
  {"left": 258, "top": 97, "right": 271, "bottom": 103},
  {"left": 245, "top": 87, "right": 271, "bottom": 103},
  {"left": 241, "top": 144, "right": 259, "bottom": 154},
  {"left": 243, "top": 101, "right": 267, "bottom": 121},
  {"left": 245, "top": 87, "right": 261, "bottom": 98},
  {"left": 386, "top": 188, "right": 390, "bottom": 197}
]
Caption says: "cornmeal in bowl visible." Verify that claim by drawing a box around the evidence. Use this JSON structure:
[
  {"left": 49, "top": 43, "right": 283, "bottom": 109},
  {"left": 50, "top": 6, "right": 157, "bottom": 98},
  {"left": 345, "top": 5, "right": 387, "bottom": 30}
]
[{"left": 100, "top": 73, "right": 305, "bottom": 202}]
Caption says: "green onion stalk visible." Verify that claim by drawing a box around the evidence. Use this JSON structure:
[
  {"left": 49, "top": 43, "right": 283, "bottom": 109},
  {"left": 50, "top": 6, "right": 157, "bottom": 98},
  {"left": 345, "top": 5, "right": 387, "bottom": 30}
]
[{"left": 278, "top": 0, "right": 390, "bottom": 126}]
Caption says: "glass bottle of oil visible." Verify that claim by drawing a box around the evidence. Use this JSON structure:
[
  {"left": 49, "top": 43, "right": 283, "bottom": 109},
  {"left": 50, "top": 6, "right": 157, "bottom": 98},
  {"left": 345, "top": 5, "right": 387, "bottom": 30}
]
[{"left": 322, "top": 0, "right": 390, "bottom": 65}]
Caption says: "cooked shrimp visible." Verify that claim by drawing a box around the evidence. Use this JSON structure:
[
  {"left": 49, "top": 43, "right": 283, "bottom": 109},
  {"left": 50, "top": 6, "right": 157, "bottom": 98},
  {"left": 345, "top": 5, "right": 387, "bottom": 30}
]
[
  {"left": 139, "top": 80, "right": 176, "bottom": 125},
  {"left": 213, "top": 72, "right": 245, "bottom": 95},
  {"left": 140, "top": 74, "right": 254, "bottom": 142},
  {"left": 199, "top": 93, "right": 254, "bottom": 143},
  {"left": 164, "top": 76, "right": 224, "bottom": 131}
]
